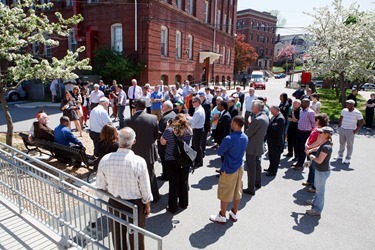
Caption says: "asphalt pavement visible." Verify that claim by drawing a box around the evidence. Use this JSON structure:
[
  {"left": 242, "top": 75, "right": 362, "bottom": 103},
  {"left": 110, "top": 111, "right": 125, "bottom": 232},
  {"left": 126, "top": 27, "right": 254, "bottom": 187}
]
[{"left": 1, "top": 78, "right": 375, "bottom": 249}]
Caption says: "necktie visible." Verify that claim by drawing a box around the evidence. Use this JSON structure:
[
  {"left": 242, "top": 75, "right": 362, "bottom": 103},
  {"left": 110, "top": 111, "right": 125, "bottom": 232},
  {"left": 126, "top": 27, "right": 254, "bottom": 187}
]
[{"left": 133, "top": 87, "right": 136, "bottom": 99}]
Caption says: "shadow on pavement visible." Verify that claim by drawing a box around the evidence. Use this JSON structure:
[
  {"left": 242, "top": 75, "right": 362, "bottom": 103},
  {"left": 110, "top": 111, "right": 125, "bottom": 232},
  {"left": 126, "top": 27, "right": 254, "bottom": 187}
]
[
  {"left": 150, "top": 193, "right": 169, "bottom": 213},
  {"left": 207, "top": 157, "right": 222, "bottom": 169},
  {"left": 189, "top": 221, "right": 234, "bottom": 249},
  {"left": 291, "top": 212, "right": 320, "bottom": 234},
  {"left": 145, "top": 211, "right": 175, "bottom": 237},
  {"left": 292, "top": 187, "right": 313, "bottom": 206},
  {"left": 282, "top": 167, "right": 305, "bottom": 181},
  {"left": 191, "top": 175, "right": 218, "bottom": 191},
  {"left": 330, "top": 160, "right": 355, "bottom": 172}
]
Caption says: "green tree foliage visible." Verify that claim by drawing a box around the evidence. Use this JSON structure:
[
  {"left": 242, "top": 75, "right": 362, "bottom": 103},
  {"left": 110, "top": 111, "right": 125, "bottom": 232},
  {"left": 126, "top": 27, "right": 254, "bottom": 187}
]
[{"left": 93, "top": 48, "right": 145, "bottom": 85}]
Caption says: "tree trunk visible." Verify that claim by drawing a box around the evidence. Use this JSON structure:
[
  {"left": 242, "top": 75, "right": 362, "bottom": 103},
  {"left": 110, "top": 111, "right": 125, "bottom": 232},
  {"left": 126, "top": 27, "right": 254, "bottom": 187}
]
[
  {"left": 339, "top": 72, "right": 347, "bottom": 108},
  {"left": 0, "top": 85, "right": 14, "bottom": 146}
]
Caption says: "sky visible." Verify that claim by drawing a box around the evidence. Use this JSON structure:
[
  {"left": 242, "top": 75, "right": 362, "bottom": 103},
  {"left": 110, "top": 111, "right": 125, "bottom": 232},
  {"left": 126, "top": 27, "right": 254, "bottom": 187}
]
[{"left": 237, "top": 0, "right": 374, "bottom": 35}]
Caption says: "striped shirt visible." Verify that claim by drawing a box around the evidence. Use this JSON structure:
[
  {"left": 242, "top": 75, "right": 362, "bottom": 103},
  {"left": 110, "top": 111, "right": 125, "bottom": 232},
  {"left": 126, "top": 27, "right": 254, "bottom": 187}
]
[
  {"left": 162, "top": 128, "right": 192, "bottom": 161},
  {"left": 298, "top": 107, "right": 316, "bottom": 131},
  {"left": 340, "top": 108, "right": 363, "bottom": 130},
  {"left": 96, "top": 148, "right": 153, "bottom": 203}
]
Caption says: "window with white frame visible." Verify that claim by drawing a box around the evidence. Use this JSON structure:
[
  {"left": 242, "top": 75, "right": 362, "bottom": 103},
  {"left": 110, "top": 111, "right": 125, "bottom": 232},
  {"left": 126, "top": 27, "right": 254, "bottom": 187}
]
[
  {"left": 222, "top": 47, "right": 225, "bottom": 65},
  {"left": 176, "top": 30, "right": 182, "bottom": 59},
  {"left": 204, "top": 1, "right": 209, "bottom": 23},
  {"left": 217, "top": 10, "right": 221, "bottom": 29},
  {"left": 68, "top": 29, "right": 77, "bottom": 53},
  {"left": 111, "top": 24, "right": 123, "bottom": 52},
  {"left": 45, "top": 44, "right": 52, "bottom": 58},
  {"left": 66, "top": 0, "right": 73, "bottom": 7},
  {"left": 223, "top": 14, "right": 226, "bottom": 32},
  {"left": 187, "top": 34, "right": 193, "bottom": 60},
  {"left": 228, "top": 17, "right": 232, "bottom": 35},
  {"left": 32, "top": 42, "right": 40, "bottom": 57},
  {"left": 227, "top": 48, "right": 231, "bottom": 65},
  {"left": 161, "top": 26, "right": 168, "bottom": 57},
  {"left": 187, "top": 0, "right": 194, "bottom": 15}
]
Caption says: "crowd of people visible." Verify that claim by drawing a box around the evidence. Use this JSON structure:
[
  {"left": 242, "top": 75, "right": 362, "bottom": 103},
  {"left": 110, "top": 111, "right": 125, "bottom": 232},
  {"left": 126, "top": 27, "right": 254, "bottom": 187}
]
[{"left": 32, "top": 78, "right": 371, "bottom": 249}]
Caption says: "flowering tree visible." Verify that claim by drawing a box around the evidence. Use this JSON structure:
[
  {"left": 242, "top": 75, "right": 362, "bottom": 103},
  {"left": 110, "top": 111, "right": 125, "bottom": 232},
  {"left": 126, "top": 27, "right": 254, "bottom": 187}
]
[
  {"left": 0, "top": 0, "right": 91, "bottom": 145},
  {"left": 276, "top": 44, "right": 295, "bottom": 62},
  {"left": 234, "top": 34, "right": 258, "bottom": 74},
  {"left": 304, "top": 0, "right": 375, "bottom": 107}
]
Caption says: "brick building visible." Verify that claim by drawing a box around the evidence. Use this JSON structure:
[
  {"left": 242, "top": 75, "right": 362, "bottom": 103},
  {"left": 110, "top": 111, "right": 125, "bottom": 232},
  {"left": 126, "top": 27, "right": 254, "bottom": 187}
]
[
  {"left": 236, "top": 9, "right": 277, "bottom": 73},
  {"left": 38, "top": 0, "right": 237, "bottom": 86}
]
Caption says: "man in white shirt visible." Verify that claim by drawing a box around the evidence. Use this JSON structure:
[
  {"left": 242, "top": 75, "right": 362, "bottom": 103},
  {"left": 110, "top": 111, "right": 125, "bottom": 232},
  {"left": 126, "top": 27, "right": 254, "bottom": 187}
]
[
  {"left": 89, "top": 84, "right": 105, "bottom": 110},
  {"left": 205, "top": 87, "right": 214, "bottom": 104},
  {"left": 244, "top": 87, "right": 259, "bottom": 131},
  {"left": 50, "top": 79, "right": 59, "bottom": 103},
  {"left": 127, "top": 79, "right": 143, "bottom": 116},
  {"left": 89, "top": 97, "right": 112, "bottom": 156},
  {"left": 188, "top": 96, "right": 206, "bottom": 167},
  {"left": 335, "top": 99, "right": 364, "bottom": 164},
  {"left": 96, "top": 127, "right": 152, "bottom": 250}
]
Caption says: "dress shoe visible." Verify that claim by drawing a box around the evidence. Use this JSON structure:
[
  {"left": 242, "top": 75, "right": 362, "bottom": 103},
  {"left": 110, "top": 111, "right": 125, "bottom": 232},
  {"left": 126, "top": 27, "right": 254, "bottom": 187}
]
[
  {"left": 302, "top": 182, "right": 312, "bottom": 186},
  {"left": 308, "top": 188, "right": 316, "bottom": 193},
  {"left": 255, "top": 184, "right": 261, "bottom": 190},
  {"left": 265, "top": 172, "right": 276, "bottom": 177},
  {"left": 263, "top": 168, "right": 270, "bottom": 172},
  {"left": 242, "top": 189, "right": 255, "bottom": 196},
  {"left": 283, "top": 153, "right": 293, "bottom": 157}
]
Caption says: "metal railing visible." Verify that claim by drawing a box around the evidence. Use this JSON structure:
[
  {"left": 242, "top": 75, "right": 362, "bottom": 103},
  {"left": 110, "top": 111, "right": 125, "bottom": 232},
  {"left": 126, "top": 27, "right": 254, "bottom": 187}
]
[{"left": 0, "top": 142, "right": 162, "bottom": 249}]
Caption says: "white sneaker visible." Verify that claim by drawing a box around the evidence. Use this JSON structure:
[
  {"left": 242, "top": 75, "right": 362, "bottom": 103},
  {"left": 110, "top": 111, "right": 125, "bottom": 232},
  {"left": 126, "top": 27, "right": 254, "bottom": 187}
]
[
  {"left": 342, "top": 159, "right": 350, "bottom": 164},
  {"left": 210, "top": 212, "right": 227, "bottom": 224},
  {"left": 229, "top": 209, "right": 238, "bottom": 222}
]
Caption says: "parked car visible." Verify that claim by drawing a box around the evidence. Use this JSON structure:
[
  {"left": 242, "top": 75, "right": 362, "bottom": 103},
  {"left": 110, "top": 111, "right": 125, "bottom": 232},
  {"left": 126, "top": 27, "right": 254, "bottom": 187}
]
[
  {"left": 315, "top": 81, "right": 323, "bottom": 88},
  {"left": 275, "top": 73, "right": 286, "bottom": 79},
  {"left": 251, "top": 78, "right": 266, "bottom": 90},
  {"left": 3, "top": 81, "right": 27, "bottom": 102},
  {"left": 360, "top": 83, "right": 375, "bottom": 91}
]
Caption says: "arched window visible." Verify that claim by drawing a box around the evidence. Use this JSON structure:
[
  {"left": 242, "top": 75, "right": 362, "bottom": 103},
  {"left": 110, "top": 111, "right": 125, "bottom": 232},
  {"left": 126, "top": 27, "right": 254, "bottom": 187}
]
[
  {"left": 176, "top": 30, "right": 182, "bottom": 59},
  {"left": 111, "top": 23, "right": 123, "bottom": 52},
  {"left": 187, "top": 35, "right": 193, "bottom": 60}
]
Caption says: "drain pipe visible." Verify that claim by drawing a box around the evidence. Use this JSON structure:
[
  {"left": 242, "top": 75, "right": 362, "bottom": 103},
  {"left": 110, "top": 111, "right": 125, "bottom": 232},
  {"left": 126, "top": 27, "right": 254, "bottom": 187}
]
[{"left": 135, "top": 0, "right": 138, "bottom": 52}]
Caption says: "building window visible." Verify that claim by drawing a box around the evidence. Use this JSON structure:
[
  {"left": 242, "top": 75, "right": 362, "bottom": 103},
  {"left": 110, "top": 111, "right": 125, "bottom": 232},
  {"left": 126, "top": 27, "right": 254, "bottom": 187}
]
[
  {"left": 204, "top": 1, "right": 209, "bottom": 23},
  {"left": 265, "top": 48, "right": 268, "bottom": 56},
  {"left": 222, "top": 47, "right": 225, "bottom": 65},
  {"left": 217, "top": 10, "right": 221, "bottom": 29},
  {"left": 66, "top": 0, "right": 73, "bottom": 7},
  {"left": 227, "top": 48, "right": 231, "bottom": 65},
  {"left": 111, "top": 24, "right": 123, "bottom": 52},
  {"left": 176, "top": 30, "right": 182, "bottom": 59},
  {"left": 257, "top": 35, "right": 259, "bottom": 42},
  {"left": 45, "top": 44, "right": 52, "bottom": 58},
  {"left": 161, "top": 25, "right": 168, "bottom": 57},
  {"left": 32, "top": 42, "right": 39, "bottom": 57},
  {"left": 187, "top": 34, "right": 193, "bottom": 60},
  {"left": 228, "top": 17, "right": 232, "bottom": 35},
  {"left": 260, "top": 36, "right": 264, "bottom": 43},
  {"left": 223, "top": 14, "right": 226, "bottom": 32},
  {"left": 271, "top": 38, "right": 273, "bottom": 44},
  {"left": 176, "top": 0, "right": 182, "bottom": 9},
  {"left": 250, "top": 33, "right": 253, "bottom": 41},
  {"left": 266, "top": 37, "right": 269, "bottom": 43},
  {"left": 87, "top": 0, "right": 99, "bottom": 3},
  {"left": 68, "top": 29, "right": 77, "bottom": 53},
  {"left": 187, "top": 0, "right": 194, "bottom": 15}
]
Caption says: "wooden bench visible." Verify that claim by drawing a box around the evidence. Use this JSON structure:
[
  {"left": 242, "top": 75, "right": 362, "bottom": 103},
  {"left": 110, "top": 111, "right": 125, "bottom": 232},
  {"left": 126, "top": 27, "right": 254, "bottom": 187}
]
[{"left": 18, "top": 132, "right": 95, "bottom": 171}]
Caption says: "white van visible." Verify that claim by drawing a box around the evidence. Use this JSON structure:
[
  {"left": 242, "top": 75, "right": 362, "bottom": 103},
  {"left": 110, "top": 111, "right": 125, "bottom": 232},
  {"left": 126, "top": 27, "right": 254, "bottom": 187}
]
[{"left": 251, "top": 71, "right": 265, "bottom": 81}]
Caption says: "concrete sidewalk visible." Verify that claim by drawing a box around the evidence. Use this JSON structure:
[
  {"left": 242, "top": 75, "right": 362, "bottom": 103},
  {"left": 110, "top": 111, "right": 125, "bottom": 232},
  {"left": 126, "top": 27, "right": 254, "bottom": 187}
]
[
  {"left": 0, "top": 198, "right": 70, "bottom": 250},
  {"left": 14, "top": 102, "right": 61, "bottom": 109}
]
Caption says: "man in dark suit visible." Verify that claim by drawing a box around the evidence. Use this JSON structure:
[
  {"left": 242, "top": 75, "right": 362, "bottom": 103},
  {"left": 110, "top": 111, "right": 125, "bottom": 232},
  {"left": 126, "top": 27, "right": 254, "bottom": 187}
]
[
  {"left": 216, "top": 100, "right": 232, "bottom": 146},
  {"left": 125, "top": 99, "right": 160, "bottom": 202},
  {"left": 265, "top": 106, "right": 285, "bottom": 177},
  {"left": 157, "top": 100, "right": 176, "bottom": 181},
  {"left": 198, "top": 92, "right": 211, "bottom": 157},
  {"left": 243, "top": 100, "right": 269, "bottom": 196}
]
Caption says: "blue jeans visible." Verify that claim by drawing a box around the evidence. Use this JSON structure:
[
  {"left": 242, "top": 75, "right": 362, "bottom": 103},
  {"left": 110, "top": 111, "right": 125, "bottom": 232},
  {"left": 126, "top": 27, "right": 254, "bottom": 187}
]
[
  {"left": 118, "top": 105, "right": 126, "bottom": 129},
  {"left": 313, "top": 170, "right": 330, "bottom": 213}
]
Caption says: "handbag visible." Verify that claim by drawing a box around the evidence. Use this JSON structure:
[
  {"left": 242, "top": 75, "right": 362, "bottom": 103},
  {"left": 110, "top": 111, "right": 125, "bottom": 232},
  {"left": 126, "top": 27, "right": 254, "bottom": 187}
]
[{"left": 173, "top": 134, "right": 197, "bottom": 168}]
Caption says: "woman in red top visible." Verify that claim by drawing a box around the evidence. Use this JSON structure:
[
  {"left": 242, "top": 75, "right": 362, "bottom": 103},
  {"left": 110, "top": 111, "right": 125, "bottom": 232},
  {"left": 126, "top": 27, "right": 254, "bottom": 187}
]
[{"left": 302, "top": 113, "right": 329, "bottom": 192}]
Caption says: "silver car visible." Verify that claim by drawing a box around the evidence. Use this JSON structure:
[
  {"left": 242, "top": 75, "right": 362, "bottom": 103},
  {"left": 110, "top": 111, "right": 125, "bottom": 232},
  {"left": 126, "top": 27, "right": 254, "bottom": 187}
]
[{"left": 4, "top": 81, "right": 27, "bottom": 102}]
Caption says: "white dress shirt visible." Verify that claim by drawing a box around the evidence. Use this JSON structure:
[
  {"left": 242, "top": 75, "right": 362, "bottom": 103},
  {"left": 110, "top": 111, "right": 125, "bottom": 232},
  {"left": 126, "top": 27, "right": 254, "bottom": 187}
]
[
  {"left": 245, "top": 94, "right": 259, "bottom": 112},
  {"left": 96, "top": 148, "right": 153, "bottom": 203},
  {"left": 89, "top": 90, "right": 104, "bottom": 104},
  {"left": 89, "top": 104, "right": 112, "bottom": 133},
  {"left": 190, "top": 105, "right": 205, "bottom": 129},
  {"left": 128, "top": 85, "right": 143, "bottom": 100}
]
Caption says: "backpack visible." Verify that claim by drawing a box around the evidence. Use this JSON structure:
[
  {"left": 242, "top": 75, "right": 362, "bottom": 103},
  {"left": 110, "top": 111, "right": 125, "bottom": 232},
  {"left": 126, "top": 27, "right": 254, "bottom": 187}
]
[{"left": 173, "top": 134, "right": 197, "bottom": 168}]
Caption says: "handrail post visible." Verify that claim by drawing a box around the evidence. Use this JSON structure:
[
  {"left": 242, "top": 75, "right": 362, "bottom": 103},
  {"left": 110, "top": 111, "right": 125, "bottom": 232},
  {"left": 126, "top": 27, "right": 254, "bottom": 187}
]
[
  {"left": 59, "top": 173, "right": 69, "bottom": 239},
  {"left": 11, "top": 150, "right": 23, "bottom": 214}
]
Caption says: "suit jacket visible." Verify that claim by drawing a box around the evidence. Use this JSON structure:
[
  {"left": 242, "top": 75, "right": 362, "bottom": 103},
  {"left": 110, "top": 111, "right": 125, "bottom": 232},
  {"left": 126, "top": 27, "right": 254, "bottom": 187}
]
[
  {"left": 229, "top": 106, "right": 239, "bottom": 119},
  {"left": 158, "top": 110, "right": 176, "bottom": 134},
  {"left": 245, "top": 112, "right": 269, "bottom": 156},
  {"left": 216, "top": 110, "right": 231, "bottom": 145},
  {"left": 125, "top": 110, "right": 159, "bottom": 164},
  {"left": 201, "top": 99, "right": 211, "bottom": 131},
  {"left": 266, "top": 112, "right": 285, "bottom": 147}
]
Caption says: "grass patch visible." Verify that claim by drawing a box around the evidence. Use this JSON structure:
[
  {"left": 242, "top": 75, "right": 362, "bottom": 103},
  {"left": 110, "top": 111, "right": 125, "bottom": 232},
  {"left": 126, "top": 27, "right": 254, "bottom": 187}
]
[
  {"left": 272, "top": 67, "right": 285, "bottom": 73},
  {"left": 317, "top": 88, "right": 366, "bottom": 123}
]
